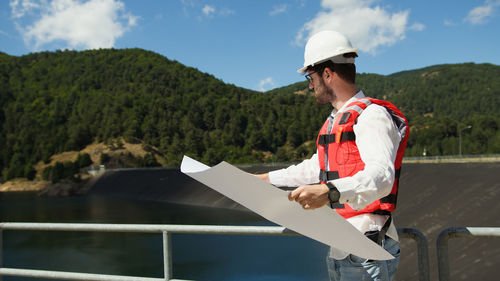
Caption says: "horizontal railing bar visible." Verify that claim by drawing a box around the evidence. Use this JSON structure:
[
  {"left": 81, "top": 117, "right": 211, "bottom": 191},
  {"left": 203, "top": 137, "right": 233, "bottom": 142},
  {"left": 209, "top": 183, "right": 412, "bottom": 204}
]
[
  {"left": 442, "top": 227, "right": 500, "bottom": 238},
  {"left": 0, "top": 223, "right": 432, "bottom": 281},
  {"left": 437, "top": 227, "right": 500, "bottom": 281},
  {"left": 0, "top": 268, "right": 193, "bottom": 281},
  {"left": 0, "top": 222, "right": 299, "bottom": 236}
]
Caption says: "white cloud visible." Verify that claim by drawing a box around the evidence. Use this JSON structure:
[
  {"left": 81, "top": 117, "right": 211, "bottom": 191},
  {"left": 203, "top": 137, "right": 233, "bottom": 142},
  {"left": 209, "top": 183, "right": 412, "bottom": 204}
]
[
  {"left": 466, "top": 5, "right": 493, "bottom": 24},
  {"left": 464, "top": 0, "right": 500, "bottom": 25},
  {"left": 295, "top": 0, "right": 413, "bottom": 54},
  {"left": 258, "top": 77, "right": 275, "bottom": 92},
  {"left": 444, "top": 19, "right": 456, "bottom": 26},
  {"left": 10, "top": 0, "right": 40, "bottom": 18},
  {"left": 297, "top": 0, "right": 306, "bottom": 9},
  {"left": 202, "top": 4, "right": 215, "bottom": 17},
  {"left": 181, "top": 1, "right": 234, "bottom": 19},
  {"left": 181, "top": 0, "right": 196, "bottom": 8},
  {"left": 270, "top": 4, "right": 288, "bottom": 16},
  {"left": 409, "top": 22, "right": 425, "bottom": 31},
  {"left": 200, "top": 4, "right": 234, "bottom": 18},
  {"left": 10, "top": 0, "right": 138, "bottom": 50},
  {"left": 219, "top": 7, "right": 235, "bottom": 16}
]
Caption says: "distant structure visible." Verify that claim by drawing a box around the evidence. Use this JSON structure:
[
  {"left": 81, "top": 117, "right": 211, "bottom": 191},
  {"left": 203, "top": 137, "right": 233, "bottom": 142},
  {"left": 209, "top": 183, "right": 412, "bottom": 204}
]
[{"left": 88, "top": 165, "right": 106, "bottom": 177}]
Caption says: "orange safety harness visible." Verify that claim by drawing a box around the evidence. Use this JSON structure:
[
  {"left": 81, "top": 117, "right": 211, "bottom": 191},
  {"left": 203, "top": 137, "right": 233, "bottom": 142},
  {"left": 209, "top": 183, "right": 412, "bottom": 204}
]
[{"left": 317, "top": 97, "right": 409, "bottom": 219}]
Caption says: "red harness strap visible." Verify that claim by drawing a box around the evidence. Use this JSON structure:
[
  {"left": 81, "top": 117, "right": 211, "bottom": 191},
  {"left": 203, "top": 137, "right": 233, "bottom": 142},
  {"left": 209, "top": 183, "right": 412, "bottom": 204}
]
[{"left": 317, "top": 97, "right": 409, "bottom": 219}]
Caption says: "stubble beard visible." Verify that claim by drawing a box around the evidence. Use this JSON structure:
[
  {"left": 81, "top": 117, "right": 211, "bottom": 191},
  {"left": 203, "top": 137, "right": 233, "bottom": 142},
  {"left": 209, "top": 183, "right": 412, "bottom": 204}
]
[{"left": 314, "top": 78, "right": 335, "bottom": 105}]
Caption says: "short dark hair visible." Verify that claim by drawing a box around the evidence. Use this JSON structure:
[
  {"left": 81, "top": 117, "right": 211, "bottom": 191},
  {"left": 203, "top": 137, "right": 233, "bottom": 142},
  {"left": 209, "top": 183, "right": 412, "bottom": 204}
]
[{"left": 310, "top": 53, "right": 357, "bottom": 84}]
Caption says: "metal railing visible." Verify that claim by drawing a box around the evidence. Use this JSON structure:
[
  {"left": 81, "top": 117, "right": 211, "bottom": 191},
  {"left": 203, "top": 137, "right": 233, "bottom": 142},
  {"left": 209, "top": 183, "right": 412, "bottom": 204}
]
[
  {"left": 437, "top": 227, "right": 500, "bottom": 281},
  {"left": 0, "top": 223, "right": 429, "bottom": 281},
  {"left": 403, "top": 154, "right": 500, "bottom": 162},
  {"left": 398, "top": 228, "right": 430, "bottom": 281}
]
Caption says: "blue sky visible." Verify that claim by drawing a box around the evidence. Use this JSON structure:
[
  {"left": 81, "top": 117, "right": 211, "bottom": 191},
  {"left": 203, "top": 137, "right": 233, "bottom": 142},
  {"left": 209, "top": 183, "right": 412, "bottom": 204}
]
[{"left": 1, "top": 0, "right": 500, "bottom": 92}]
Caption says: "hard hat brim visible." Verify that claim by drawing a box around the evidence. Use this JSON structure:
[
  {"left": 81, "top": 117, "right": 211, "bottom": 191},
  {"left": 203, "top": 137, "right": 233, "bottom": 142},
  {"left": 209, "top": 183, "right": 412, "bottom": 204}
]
[
  {"left": 297, "top": 53, "right": 357, "bottom": 73},
  {"left": 297, "top": 65, "right": 309, "bottom": 73}
]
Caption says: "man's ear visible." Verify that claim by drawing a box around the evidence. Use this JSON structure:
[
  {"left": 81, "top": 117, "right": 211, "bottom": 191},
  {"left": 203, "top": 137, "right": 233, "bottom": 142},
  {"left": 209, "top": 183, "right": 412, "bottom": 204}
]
[{"left": 323, "top": 67, "right": 333, "bottom": 81}]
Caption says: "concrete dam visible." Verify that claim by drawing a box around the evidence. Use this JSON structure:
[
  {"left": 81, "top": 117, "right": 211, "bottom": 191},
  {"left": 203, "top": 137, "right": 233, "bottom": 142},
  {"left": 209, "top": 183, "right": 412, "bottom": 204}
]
[{"left": 88, "top": 162, "right": 500, "bottom": 281}]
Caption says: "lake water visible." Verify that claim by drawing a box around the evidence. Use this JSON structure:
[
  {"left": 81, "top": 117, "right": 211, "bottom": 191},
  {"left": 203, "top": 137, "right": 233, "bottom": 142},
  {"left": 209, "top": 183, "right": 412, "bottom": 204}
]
[
  {"left": 4, "top": 162, "right": 499, "bottom": 281},
  {"left": 0, "top": 191, "right": 330, "bottom": 281}
]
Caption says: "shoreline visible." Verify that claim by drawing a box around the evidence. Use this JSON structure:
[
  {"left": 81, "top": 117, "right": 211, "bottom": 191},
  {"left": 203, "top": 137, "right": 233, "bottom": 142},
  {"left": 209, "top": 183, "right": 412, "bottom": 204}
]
[
  {"left": 0, "top": 178, "right": 92, "bottom": 196},
  {"left": 0, "top": 179, "right": 48, "bottom": 193},
  {"left": 1, "top": 157, "right": 499, "bottom": 194}
]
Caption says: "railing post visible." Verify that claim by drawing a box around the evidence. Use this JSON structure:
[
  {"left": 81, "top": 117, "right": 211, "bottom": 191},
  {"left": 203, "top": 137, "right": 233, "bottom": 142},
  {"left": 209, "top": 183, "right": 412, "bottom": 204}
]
[
  {"left": 397, "top": 228, "right": 430, "bottom": 281},
  {"left": 0, "top": 229, "right": 3, "bottom": 281},
  {"left": 162, "top": 231, "right": 172, "bottom": 281},
  {"left": 437, "top": 227, "right": 500, "bottom": 281},
  {"left": 437, "top": 228, "right": 451, "bottom": 281}
]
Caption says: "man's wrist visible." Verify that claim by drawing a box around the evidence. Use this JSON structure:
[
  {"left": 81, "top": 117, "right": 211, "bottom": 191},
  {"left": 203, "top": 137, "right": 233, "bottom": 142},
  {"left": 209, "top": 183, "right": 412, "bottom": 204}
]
[
  {"left": 325, "top": 182, "right": 340, "bottom": 205},
  {"left": 254, "top": 173, "right": 270, "bottom": 183}
]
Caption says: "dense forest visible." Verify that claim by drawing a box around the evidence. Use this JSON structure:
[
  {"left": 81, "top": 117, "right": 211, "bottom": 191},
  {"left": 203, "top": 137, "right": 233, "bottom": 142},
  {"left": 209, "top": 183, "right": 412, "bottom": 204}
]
[
  {"left": 270, "top": 63, "right": 500, "bottom": 158},
  {"left": 0, "top": 49, "right": 499, "bottom": 181}
]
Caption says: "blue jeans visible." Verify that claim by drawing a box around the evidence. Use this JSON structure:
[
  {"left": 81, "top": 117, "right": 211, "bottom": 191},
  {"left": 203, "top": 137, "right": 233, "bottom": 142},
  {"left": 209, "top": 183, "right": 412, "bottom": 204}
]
[{"left": 326, "top": 237, "right": 400, "bottom": 281}]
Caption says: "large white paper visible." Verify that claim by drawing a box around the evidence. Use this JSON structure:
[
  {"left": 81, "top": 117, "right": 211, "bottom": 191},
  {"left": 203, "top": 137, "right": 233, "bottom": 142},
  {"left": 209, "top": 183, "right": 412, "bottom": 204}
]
[{"left": 180, "top": 155, "right": 393, "bottom": 260}]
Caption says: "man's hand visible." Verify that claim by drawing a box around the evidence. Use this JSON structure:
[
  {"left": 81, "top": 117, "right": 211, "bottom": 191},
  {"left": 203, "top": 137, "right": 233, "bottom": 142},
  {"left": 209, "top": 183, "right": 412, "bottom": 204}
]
[
  {"left": 253, "top": 173, "right": 270, "bottom": 183},
  {"left": 288, "top": 184, "right": 330, "bottom": 210}
]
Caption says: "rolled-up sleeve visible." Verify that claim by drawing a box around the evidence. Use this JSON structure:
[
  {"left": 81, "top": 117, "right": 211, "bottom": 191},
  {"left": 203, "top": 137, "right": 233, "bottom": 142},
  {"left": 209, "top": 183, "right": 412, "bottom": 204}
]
[
  {"left": 269, "top": 153, "right": 320, "bottom": 187},
  {"left": 332, "top": 104, "right": 401, "bottom": 210}
]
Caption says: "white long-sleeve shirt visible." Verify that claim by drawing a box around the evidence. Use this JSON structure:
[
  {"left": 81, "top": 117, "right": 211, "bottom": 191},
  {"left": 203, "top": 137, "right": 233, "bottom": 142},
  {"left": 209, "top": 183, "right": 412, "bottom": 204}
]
[{"left": 269, "top": 91, "right": 402, "bottom": 259}]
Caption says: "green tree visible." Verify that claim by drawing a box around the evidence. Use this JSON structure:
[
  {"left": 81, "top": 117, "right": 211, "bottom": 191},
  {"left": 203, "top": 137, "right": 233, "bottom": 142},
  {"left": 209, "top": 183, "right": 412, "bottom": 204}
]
[{"left": 76, "top": 153, "right": 93, "bottom": 168}]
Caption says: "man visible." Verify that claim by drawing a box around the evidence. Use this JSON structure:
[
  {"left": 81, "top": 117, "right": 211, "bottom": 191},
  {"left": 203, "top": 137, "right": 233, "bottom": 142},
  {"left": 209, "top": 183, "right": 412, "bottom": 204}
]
[{"left": 255, "top": 30, "right": 409, "bottom": 281}]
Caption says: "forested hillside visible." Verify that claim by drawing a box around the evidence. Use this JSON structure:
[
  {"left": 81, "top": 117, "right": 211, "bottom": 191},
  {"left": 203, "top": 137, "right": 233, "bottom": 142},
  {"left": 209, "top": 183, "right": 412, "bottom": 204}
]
[
  {"left": 1, "top": 49, "right": 499, "bottom": 181},
  {"left": 270, "top": 63, "right": 500, "bottom": 157},
  {"left": 0, "top": 49, "right": 325, "bottom": 180}
]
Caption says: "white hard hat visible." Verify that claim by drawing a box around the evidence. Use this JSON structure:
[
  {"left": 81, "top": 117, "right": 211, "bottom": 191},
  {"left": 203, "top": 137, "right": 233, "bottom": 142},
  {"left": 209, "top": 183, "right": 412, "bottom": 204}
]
[{"left": 297, "top": 30, "right": 358, "bottom": 73}]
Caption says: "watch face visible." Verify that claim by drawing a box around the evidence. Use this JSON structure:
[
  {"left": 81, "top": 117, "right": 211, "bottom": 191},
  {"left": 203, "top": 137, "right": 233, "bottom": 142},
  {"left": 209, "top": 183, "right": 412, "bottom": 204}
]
[{"left": 327, "top": 185, "right": 340, "bottom": 203}]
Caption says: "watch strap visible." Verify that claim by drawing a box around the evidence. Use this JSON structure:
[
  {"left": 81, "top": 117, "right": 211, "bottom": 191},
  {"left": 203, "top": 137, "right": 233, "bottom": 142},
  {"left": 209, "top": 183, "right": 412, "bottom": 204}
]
[{"left": 325, "top": 182, "right": 340, "bottom": 208}]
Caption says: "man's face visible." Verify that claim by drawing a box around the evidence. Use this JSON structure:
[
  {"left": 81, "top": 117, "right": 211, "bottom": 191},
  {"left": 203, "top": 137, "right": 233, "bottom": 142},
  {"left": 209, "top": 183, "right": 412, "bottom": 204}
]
[{"left": 307, "top": 70, "right": 335, "bottom": 105}]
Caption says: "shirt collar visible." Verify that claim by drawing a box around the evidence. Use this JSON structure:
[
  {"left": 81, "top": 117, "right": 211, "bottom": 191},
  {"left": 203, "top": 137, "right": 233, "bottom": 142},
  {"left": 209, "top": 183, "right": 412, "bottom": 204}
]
[{"left": 330, "top": 90, "right": 366, "bottom": 118}]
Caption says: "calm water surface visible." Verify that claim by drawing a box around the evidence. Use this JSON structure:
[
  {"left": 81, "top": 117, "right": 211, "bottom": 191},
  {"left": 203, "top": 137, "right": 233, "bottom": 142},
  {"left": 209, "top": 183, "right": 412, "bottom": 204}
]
[{"left": 0, "top": 192, "right": 329, "bottom": 281}]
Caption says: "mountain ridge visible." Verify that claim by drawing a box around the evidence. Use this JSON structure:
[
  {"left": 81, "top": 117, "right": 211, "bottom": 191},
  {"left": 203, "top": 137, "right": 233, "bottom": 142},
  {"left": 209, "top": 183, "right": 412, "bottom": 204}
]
[{"left": 1, "top": 48, "right": 499, "bottom": 181}]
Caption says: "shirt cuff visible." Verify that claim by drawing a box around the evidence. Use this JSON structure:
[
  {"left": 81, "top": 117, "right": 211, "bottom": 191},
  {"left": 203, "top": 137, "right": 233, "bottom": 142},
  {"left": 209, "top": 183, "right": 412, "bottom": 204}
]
[
  {"left": 331, "top": 177, "right": 358, "bottom": 206},
  {"left": 268, "top": 170, "right": 285, "bottom": 186}
]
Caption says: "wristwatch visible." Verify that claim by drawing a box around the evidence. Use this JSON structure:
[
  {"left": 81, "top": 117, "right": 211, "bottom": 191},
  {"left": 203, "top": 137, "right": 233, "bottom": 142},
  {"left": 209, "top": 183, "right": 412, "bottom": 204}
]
[{"left": 325, "top": 182, "right": 340, "bottom": 205}]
